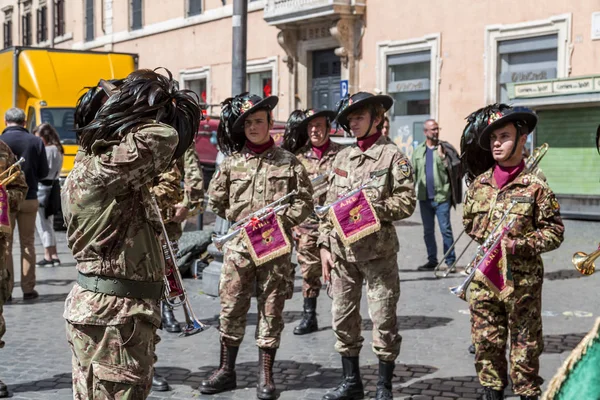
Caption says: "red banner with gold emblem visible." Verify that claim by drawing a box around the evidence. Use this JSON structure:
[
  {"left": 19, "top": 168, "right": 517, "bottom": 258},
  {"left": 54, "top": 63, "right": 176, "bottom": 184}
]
[
  {"left": 0, "top": 185, "right": 10, "bottom": 235},
  {"left": 474, "top": 228, "right": 514, "bottom": 300},
  {"left": 242, "top": 213, "right": 292, "bottom": 266},
  {"left": 330, "top": 189, "right": 381, "bottom": 247}
]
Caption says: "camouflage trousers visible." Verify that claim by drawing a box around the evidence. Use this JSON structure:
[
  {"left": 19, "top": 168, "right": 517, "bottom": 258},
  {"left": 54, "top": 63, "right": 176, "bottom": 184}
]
[
  {"left": 295, "top": 230, "right": 322, "bottom": 298},
  {"left": 66, "top": 319, "right": 158, "bottom": 399},
  {"left": 219, "top": 246, "right": 293, "bottom": 349},
  {"left": 331, "top": 254, "right": 401, "bottom": 362},
  {"left": 469, "top": 279, "right": 544, "bottom": 396}
]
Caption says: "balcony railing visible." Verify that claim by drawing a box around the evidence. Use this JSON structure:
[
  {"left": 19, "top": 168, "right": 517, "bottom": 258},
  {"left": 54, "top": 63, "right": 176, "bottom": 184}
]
[{"left": 264, "top": 0, "right": 360, "bottom": 25}]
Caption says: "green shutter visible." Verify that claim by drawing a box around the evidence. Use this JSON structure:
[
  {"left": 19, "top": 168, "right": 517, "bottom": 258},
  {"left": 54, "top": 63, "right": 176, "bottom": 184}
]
[{"left": 535, "top": 107, "right": 600, "bottom": 195}]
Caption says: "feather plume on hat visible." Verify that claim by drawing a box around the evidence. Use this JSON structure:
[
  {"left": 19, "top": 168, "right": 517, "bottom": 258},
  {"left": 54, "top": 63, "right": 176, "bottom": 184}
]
[{"left": 460, "top": 103, "right": 511, "bottom": 186}]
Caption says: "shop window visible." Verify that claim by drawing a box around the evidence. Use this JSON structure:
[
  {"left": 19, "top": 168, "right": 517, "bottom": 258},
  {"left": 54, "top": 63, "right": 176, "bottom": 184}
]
[
  {"left": 497, "top": 34, "right": 558, "bottom": 102},
  {"left": 387, "top": 51, "right": 431, "bottom": 117},
  {"left": 248, "top": 71, "right": 273, "bottom": 98},
  {"left": 186, "top": 78, "right": 207, "bottom": 104}
]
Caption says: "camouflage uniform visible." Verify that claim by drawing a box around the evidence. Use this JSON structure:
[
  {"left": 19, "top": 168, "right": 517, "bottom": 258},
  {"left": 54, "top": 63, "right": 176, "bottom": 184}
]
[
  {"left": 463, "top": 167, "right": 564, "bottom": 396},
  {"left": 208, "top": 145, "right": 313, "bottom": 348},
  {"left": 62, "top": 123, "right": 178, "bottom": 399},
  {"left": 318, "top": 135, "right": 416, "bottom": 361},
  {"left": 0, "top": 141, "right": 28, "bottom": 349},
  {"left": 294, "top": 141, "right": 343, "bottom": 298},
  {"left": 152, "top": 145, "right": 205, "bottom": 242}
]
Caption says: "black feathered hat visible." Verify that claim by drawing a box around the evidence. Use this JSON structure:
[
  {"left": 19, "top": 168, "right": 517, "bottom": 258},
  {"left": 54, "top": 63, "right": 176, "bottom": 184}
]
[
  {"left": 281, "top": 108, "right": 337, "bottom": 154},
  {"left": 478, "top": 107, "right": 537, "bottom": 150},
  {"left": 217, "top": 93, "right": 279, "bottom": 155},
  {"left": 461, "top": 103, "right": 511, "bottom": 185},
  {"left": 336, "top": 92, "right": 393, "bottom": 133},
  {"left": 297, "top": 109, "right": 337, "bottom": 132}
]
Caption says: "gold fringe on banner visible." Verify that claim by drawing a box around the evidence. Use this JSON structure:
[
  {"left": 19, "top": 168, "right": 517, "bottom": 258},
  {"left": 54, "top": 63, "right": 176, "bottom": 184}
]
[
  {"left": 330, "top": 190, "right": 381, "bottom": 248},
  {"left": 542, "top": 317, "right": 600, "bottom": 400},
  {"left": 242, "top": 215, "right": 292, "bottom": 267},
  {"left": 474, "top": 240, "right": 514, "bottom": 300}
]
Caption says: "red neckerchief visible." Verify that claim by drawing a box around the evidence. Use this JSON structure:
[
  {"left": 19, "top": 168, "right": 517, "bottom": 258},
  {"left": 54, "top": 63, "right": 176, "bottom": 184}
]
[
  {"left": 493, "top": 160, "right": 525, "bottom": 189},
  {"left": 312, "top": 140, "right": 330, "bottom": 160},
  {"left": 246, "top": 136, "right": 275, "bottom": 154},
  {"left": 357, "top": 130, "right": 382, "bottom": 152}
]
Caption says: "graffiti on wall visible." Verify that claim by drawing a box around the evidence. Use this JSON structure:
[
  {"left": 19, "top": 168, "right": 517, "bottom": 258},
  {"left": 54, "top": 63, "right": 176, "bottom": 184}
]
[{"left": 393, "top": 125, "right": 415, "bottom": 158}]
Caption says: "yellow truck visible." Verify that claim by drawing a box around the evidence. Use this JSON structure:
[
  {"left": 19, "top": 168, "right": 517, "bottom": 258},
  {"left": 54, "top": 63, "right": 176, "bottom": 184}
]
[{"left": 0, "top": 47, "right": 138, "bottom": 178}]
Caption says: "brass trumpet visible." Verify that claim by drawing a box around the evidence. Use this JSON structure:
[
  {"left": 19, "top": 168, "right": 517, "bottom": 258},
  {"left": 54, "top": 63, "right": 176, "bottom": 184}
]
[
  {"left": 449, "top": 201, "right": 517, "bottom": 301},
  {"left": 572, "top": 244, "right": 600, "bottom": 275},
  {"left": 434, "top": 143, "right": 549, "bottom": 278},
  {"left": 0, "top": 157, "right": 25, "bottom": 186},
  {"left": 212, "top": 190, "right": 298, "bottom": 249},
  {"left": 314, "top": 176, "right": 377, "bottom": 218},
  {"left": 149, "top": 195, "right": 209, "bottom": 337}
]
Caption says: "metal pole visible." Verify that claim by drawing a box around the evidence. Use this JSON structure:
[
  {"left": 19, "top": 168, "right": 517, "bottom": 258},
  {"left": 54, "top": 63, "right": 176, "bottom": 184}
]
[
  {"left": 231, "top": 0, "right": 247, "bottom": 95},
  {"left": 203, "top": 0, "right": 248, "bottom": 297}
]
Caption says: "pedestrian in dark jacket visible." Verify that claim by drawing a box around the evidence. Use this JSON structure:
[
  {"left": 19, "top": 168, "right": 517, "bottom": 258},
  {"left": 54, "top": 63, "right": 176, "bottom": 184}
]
[
  {"left": 1, "top": 108, "right": 49, "bottom": 300},
  {"left": 411, "top": 119, "right": 462, "bottom": 272}
]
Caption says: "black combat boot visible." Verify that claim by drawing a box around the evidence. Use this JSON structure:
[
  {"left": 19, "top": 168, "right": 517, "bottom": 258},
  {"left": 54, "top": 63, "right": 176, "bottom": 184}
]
[
  {"left": 520, "top": 396, "right": 538, "bottom": 400},
  {"left": 481, "top": 387, "right": 504, "bottom": 400},
  {"left": 0, "top": 378, "right": 7, "bottom": 398},
  {"left": 200, "top": 342, "right": 239, "bottom": 394},
  {"left": 322, "top": 356, "right": 364, "bottom": 400},
  {"left": 152, "top": 372, "right": 169, "bottom": 392},
  {"left": 294, "top": 297, "right": 318, "bottom": 335},
  {"left": 375, "top": 361, "right": 394, "bottom": 400},
  {"left": 257, "top": 348, "right": 277, "bottom": 399},
  {"left": 161, "top": 301, "right": 182, "bottom": 333}
]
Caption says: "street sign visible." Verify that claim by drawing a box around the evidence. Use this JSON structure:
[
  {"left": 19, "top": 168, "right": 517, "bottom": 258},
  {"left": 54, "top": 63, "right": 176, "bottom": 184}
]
[{"left": 340, "top": 80, "right": 349, "bottom": 98}]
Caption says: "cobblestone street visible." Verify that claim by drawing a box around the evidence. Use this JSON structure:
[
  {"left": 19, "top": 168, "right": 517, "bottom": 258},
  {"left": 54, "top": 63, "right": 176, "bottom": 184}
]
[{"left": 2, "top": 206, "right": 599, "bottom": 400}]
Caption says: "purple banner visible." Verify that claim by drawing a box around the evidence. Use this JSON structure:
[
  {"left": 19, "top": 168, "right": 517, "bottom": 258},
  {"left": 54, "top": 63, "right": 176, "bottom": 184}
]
[
  {"left": 475, "top": 236, "right": 514, "bottom": 299},
  {"left": 331, "top": 190, "right": 381, "bottom": 246},
  {"left": 243, "top": 213, "right": 291, "bottom": 266}
]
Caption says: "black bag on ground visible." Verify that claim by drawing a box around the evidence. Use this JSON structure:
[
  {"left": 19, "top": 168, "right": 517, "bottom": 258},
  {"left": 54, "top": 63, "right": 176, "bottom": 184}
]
[{"left": 44, "top": 180, "right": 61, "bottom": 219}]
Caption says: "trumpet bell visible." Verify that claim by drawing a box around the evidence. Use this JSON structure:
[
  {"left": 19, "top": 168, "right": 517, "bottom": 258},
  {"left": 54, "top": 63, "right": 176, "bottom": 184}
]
[{"left": 572, "top": 251, "right": 596, "bottom": 276}]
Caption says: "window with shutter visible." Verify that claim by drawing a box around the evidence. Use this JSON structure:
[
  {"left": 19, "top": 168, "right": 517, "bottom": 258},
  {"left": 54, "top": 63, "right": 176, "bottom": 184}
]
[
  {"left": 54, "top": 0, "right": 65, "bottom": 37},
  {"left": 188, "top": 0, "right": 202, "bottom": 16},
  {"left": 22, "top": 13, "right": 32, "bottom": 45},
  {"left": 37, "top": 6, "right": 47, "bottom": 43},
  {"left": 130, "top": 0, "right": 143, "bottom": 30},
  {"left": 85, "top": 0, "right": 94, "bottom": 41}
]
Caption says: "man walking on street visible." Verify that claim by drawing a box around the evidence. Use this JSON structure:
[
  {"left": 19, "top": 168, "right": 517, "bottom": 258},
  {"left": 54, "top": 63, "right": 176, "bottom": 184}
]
[
  {"left": 412, "top": 119, "right": 461, "bottom": 272},
  {"left": 0, "top": 108, "right": 49, "bottom": 300}
]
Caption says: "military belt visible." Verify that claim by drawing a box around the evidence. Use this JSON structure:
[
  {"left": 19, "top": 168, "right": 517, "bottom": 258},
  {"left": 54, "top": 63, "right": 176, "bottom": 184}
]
[{"left": 77, "top": 272, "right": 164, "bottom": 300}]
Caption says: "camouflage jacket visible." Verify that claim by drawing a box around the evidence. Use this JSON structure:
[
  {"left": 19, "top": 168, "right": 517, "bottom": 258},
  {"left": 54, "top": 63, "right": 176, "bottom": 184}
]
[
  {"left": 61, "top": 123, "right": 178, "bottom": 327},
  {"left": 0, "top": 140, "right": 27, "bottom": 216},
  {"left": 295, "top": 140, "right": 344, "bottom": 232},
  {"left": 208, "top": 145, "right": 314, "bottom": 252},
  {"left": 463, "top": 167, "right": 564, "bottom": 286},
  {"left": 318, "top": 135, "right": 417, "bottom": 262},
  {"left": 151, "top": 146, "right": 204, "bottom": 241}
]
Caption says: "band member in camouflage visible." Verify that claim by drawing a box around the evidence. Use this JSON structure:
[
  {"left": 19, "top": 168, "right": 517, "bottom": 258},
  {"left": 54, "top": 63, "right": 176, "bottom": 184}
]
[
  {"left": 202, "top": 93, "right": 313, "bottom": 400},
  {"left": 0, "top": 142, "right": 27, "bottom": 398},
  {"left": 462, "top": 104, "right": 564, "bottom": 400},
  {"left": 282, "top": 108, "right": 343, "bottom": 335},
  {"left": 63, "top": 69, "right": 201, "bottom": 399},
  {"left": 318, "top": 92, "right": 416, "bottom": 400}
]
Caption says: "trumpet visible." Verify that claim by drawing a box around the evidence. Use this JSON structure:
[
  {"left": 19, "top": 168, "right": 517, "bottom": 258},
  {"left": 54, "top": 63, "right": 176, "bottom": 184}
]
[
  {"left": 212, "top": 190, "right": 297, "bottom": 249},
  {"left": 212, "top": 203, "right": 291, "bottom": 248},
  {"left": 0, "top": 157, "right": 25, "bottom": 186},
  {"left": 314, "top": 176, "right": 377, "bottom": 218},
  {"left": 572, "top": 244, "right": 600, "bottom": 275},
  {"left": 449, "top": 201, "right": 517, "bottom": 301},
  {"left": 149, "top": 195, "right": 209, "bottom": 337},
  {"left": 434, "top": 143, "right": 550, "bottom": 278}
]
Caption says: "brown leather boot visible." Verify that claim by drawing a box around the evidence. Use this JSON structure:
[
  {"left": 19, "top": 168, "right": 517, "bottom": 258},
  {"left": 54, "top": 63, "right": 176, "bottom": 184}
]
[
  {"left": 257, "top": 347, "right": 277, "bottom": 400},
  {"left": 200, "top": 342, "right": 238, "bottom": 394}
]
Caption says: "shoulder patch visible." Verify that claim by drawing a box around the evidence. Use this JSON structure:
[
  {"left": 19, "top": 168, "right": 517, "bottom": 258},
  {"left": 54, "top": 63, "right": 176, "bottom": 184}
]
[
  {"left": 551, "top": 197, "right": 560, "bottom": 212},
  {"left": 398, "top": 158, "right": 412, "bottom": 178}
]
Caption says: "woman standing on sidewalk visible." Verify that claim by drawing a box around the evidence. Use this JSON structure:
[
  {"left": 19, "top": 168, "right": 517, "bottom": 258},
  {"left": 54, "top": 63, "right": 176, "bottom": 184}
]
[{"left": 33, "top": 123, "right": 63, "bottom": 267}]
